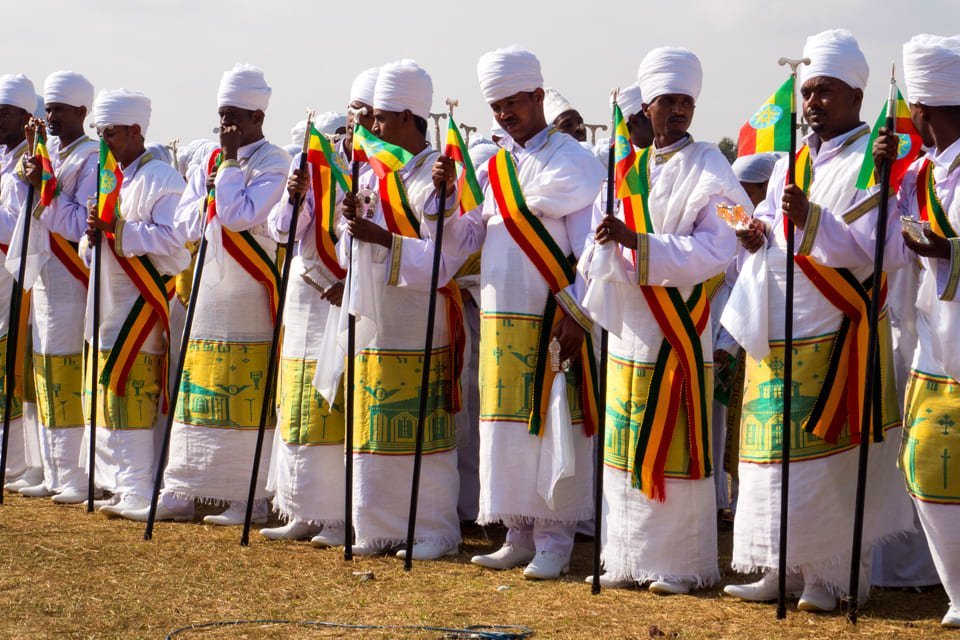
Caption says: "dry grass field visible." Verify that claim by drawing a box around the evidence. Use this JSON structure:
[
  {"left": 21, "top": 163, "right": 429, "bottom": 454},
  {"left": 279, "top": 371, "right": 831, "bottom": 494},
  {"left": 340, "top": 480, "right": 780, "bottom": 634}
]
[{"left": 0, "top": 494, "right": 953, "bottom": 639}]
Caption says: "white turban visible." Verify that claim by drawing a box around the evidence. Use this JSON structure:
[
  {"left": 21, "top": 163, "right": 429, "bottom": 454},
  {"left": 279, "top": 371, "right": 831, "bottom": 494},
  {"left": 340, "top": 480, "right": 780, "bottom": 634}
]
[
  {"left": 178, "top": 138, "right": 217, "bottom": 176},
  {"left": 490, "top": 116, "right": 505, "bottom": 139},
  {"left": 0, "top": 74, "right": 37, "bottom": 113},
  {"left": 93, "top": 88, "right": 152, "bottom": 134},
  {"left": 290, "top": 120, "right": 308, "bottom": 147},
  {"left": 477, "top": 45, "right": 543, "bottom": 104},
  {"left": 374, "top": 59, "right": 432, "bottom": 120},
  {"left": 544, "top": 88, "right": 574, "bottom": 123},
  {"left": 43, "top": 71, "right": 94, "bottom": 111},
  {"left": 33, "top": 95, "right": 45, "bottom": 119},
  {"left": 903, "top": 34, "right": 960, "bottom": 107},
  {"left": 800, "top": 29, "right": 869, "bottom": 90},
  {"left": 146, "top": 141, "right": 173, "bottom": 166},
  {"left": 618, "top": 83, "right": 644, "bottom": 119},
  {"left": 316, "top": 111, "right": 347, "bottom": 136},
  {"left": 637, "top": 47, "right": 702, "bottom": 104},
  {"left": 349, "top": 67, "right": 379, "bottom": 106},
  {"left": 732, "top": 152, "right": 781, "bottom": 183},
  {"left": 217, "top": 63, "right": 271, "bottom": 112}
]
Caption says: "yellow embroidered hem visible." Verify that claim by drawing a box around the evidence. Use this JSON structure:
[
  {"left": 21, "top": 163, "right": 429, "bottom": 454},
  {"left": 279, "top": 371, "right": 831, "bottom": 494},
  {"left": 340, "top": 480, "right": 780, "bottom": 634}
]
[
  {"left": 34, "top": 352, "right": 85, "bottom": 428},
  {"left": 0, "top": 335, "right": 24, "bottom": 422},
  {"left": 278, "top": 357, "right": 344, "bottom": 445},
  {"left": 902, "top": 369, "right": 960, "bottom": 504},
  {"left": 83, "top": 350, "right": 163, "bottom": 430}
]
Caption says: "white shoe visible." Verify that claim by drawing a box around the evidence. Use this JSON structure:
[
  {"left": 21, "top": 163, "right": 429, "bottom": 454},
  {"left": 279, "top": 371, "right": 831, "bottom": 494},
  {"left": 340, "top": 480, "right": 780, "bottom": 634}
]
[
  {"left": 797, "top": 582, "right": 837, "bottom": 612},
  {"left": 350, "top": 540, "right": 389, "bottom": 556},
  {"left": 724, "top": 572, "right": 803, "bottom": 602},
  {"left": 19, "top": 483, "right": 54, "bottom": 498},
  {"left": 471, "top": 544, "right": 536, "bottom": 570},
  {"left": 310, "top": 527, "right": 346, "bottom": 548},
  {"left": 94, "top": 494, "right": 119, "bottom": 510},
  {"left": 121, "top": 499, "right": 194, "bottom": 523},
  {"left": 4, "top": 470, "right": 42, "bottom": 492},
  {"left": 396, "top": 541, "right": 458, "bottom": 561},
  {"left": 203, "top": 502, "right": 267, "bottom": 526},
  {"left": 649, "top": 579, "right": 692, "bottom": 595},
  {"left": 584, "top": 574, "right": 636, "bottom": 588},
  {"left": 260, "top": 520, "right": 319, "bottom": 540},
  {"left": 522, "top": 550, "right": 570, "bottom": 580},
  {"left": 942, "top": 606, "right": 960, "bottom": 628},
  {"left": 101, "top": 494, "right": 150, "bottom": 519},
  {"left": 51, "top": 488, "right": 93, "bottom": 504}
]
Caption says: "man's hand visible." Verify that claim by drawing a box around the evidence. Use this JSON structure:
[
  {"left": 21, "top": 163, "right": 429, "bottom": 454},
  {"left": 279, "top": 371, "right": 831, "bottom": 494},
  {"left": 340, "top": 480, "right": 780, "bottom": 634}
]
[
  {"left": 348, "top": 216, "right": 392, "bottom": 248},
  {"left": 595, "top": 215, "right": 638, "bottom": 249},
  {"left": 550, "top": 314, "right": 585, "bottom": 364},
  {"left": 782, "top": 183, "right": 809, "bottom": 228},
  {"left": 736, "top": 218, "right": 767, "bottom": 253},
  {"left": 903, "top": 227, "right": 951, "bottom": 260},
  {"left": 86, "top": 200, "right": 116, "bottom": 244},
  {"left": 219, "top": 124, "right": 242, "bottom": 160},
  {"left": 23, "top": 156, "right": 42, "bottom": 189},
  {"left": 873, "top": 127, "right": 900, "bottom": 177},
  {"left": 322, "top": 281, "right": 345, "bottom": 307},
  {"left": 205, "top": 170, "right": 217, "bottom": 193},
  {"left": 287, "top": 168, "right": 310, "bottom": 202},
  {"left": 432, "top": 155, "right": 456, "bottom": 193},
  {"left": 341, "top": 191, "right": 358, "bottom": 220}
]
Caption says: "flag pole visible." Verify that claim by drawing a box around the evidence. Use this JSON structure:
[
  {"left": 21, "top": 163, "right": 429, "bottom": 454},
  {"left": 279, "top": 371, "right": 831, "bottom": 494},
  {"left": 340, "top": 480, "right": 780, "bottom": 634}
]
[
  {"left": 343, "top": 106, "right": 368, "bottom": 562},
  {"left": 844, "top": 63, "right": 898, "bottom": 624},
  {"left": 0, "top": 136, "right": 38, "bottom": 504},
  {"left": 775, "top": 55, "right": 809, "bottom": 620},
  {"left": 86, "top": 188, "right": 101, "bottom": 513},
  {"left": 403, "top": 98, "right": 458, "bottom": 571},
  {"left": 240, "top": 110, "right": 316, "bottom": 545},
  {"left": 592, "top": 89, "right": 618, "bottom": 595},
  {"left": 144, "top": 139, "right": 220, "bottom": 539}
]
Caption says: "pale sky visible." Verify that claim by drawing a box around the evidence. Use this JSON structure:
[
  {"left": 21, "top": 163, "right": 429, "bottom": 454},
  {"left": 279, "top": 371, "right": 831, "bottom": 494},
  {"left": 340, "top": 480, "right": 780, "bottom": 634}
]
[{"left": 8, "top": 0, "right": 958, "bottom": 150}]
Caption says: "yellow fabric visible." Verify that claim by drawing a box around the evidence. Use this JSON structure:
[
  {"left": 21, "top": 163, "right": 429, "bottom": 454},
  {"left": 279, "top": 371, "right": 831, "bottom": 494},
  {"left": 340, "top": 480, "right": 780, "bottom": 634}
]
[
  {"left": 604, "top": 353, "right": 714, "bottom": 479},
  {"left": 278, "top": 357, "right": 344, "bottom": 445},
  {"left": 902, "top": 370, "right": 960, "bottom": 504},
  {"left": 0, "top": 335, "right": 24, "bottom": 422},
  {"left": 477, "top": 311, "right": 584, "bottom": 425},
  {"left": 34, "top": 352, "right": 85, "bottom": 428},
  {"left": 83, "top": 350, "right": 163, "bottom": 430},
  {"left": 176, "top": 339, "right": 275, "bottom": 430},
  {"left": 353, "top": 346, "right": 455, "bottom": 455}
]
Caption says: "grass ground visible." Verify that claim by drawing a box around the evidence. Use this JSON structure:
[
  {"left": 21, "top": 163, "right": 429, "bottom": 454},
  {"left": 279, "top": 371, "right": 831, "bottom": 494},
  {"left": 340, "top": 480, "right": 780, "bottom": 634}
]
[{"left": 0, "top": 494, "right": 952, "bottom": 639}]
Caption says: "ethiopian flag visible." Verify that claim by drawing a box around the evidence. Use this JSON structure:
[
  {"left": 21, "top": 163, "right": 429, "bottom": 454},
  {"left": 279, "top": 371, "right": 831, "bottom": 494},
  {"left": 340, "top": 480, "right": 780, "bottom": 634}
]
[
  {"left": 737, "top": 77, "right": 794, "bottom": 157},
  {"left": 613, "top": 103, "right": 642, "bottom": 199},
  {"left": 352, "top": 125, "right": 413, "bottom": 178},
  {"left": 307, "top": 123, "right": 351, "bottom": 193},
  {"left": 444, "top": 117, "right": 483, "bottom": 214},
  {"left": 855, "top": 88, "right": 922, "bottom": 192},
  {"left": 35, "top": 130, "right": 58, "bottom": 206},
  {"left": 98, "top": 138, "right": 123, "bottom": 230}
]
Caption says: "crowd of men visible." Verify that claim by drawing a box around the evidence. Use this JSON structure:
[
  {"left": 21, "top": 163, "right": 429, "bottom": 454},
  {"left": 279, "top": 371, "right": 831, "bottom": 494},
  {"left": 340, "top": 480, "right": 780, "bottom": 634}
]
[{"left": 1, "top": 27, "right": 959, "bottom": 628}]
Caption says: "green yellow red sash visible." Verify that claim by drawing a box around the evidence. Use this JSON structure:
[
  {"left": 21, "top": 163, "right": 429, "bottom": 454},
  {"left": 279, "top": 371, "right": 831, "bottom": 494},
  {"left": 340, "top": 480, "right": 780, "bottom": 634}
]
[
  {"left": 50, "top": 232, "right": 89, "bottom": 288},
  {"left": 311, "top": 161, "right": 347, "bottom": 280},
  {"left": 487, "top": 148, "right": 600, "bottom": 439},
  {"left": 615, "top": 147, "right": 710, "bottom": 499},
  {"left": 378, "top": 165, "right": 465, "bottom": 413},
  {"left": 206, "top": 149, "right": 280, "bottom": 322},
  {"left": 788, "top": 145, "right": 886, "bottom": 444},
  {"left": 917, "top": 159, "right": 957, "bottom": 239}
]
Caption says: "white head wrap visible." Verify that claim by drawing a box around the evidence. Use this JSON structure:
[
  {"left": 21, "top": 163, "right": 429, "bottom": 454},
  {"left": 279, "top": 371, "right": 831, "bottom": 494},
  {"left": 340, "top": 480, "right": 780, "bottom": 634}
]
[
  {"left": 732, "top": 152, "right": 781, "bottom": 183},
  {"left": 374, "top": 59, "right": 432, "bottom": 120},
  {"left": 178, "top": 138, "right": 217, "bottom": 176},
  {"left": 290, "top": 120, "right": 308, "bottom": 148},
  {"left": 618, "top": 83, "right": 644, "bottom": 119},
  {"left": 33, "top": 95, "right": 45, "bottom": 119},
  {"left": 146, "top": 141, "right": 174, "bottom": 166},
  {"left": 0, "top": 74, "right": 37, "bottom": 112},
  {"left": 800, "top": 29, "right": 869, "bottom": 90},
  {"left": 477, "top": 45, "right": 543, "bottom": 104},
  {"left": 490, "top": 116, "right": 506, "bottom": 139},
  {"left": 543, "top": 88, "right": 574, "bottom": 123},
  {"left": 93, "top": 88, "right": 151, "bottom": 134},
  {"left": 903, "top": 34, "right": 960, "bottom": 107},
  {"left": 43, "top": 71, "right": 94, "bottom": 111},
  {"left": 316, "top": 111, "right": 347, "bottom": 136},
  {"left": 350, "top": 67, "right": 380, "bottom": 106},
  {"left": 637, "top": 47, "right": 702, "bottom": 104},
  {"left": 217, "top": 63, "right": 271, "bottom": 112}
]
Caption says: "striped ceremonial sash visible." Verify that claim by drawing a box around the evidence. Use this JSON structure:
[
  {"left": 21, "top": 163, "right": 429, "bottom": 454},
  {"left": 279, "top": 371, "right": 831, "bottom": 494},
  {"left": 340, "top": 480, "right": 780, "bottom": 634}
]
[
  {"left": 917, "top": 159, "right": 957, "bottom": 239},
  {"left": 789, "top": 145, "right": 886, "bottom": 444},
  {"left": 617, "top": 147, "right": 711, "bottom": 499},
  {"left": 12, "top": 290, "right": 31, "bottom": 401},
  {"left": 49, "top": 232, "right": 89, "bottom": 288},
  {"left": 487, "top": 148, "right": 600, "bottom": 439},
  {"left": 206, "top": 149, "right": 281, "bottom": 322},
  {"left": 379, "top": 165, "right": 465, "bottom": 413},
  {"left": 311, "top": 162, "right": 347, "bottom": 280}
]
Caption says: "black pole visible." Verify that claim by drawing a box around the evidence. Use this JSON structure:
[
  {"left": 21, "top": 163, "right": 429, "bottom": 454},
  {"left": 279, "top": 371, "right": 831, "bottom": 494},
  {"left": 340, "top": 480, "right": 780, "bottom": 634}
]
[
  {"left": 344, "top": 159, "right": 360, "bottom": 562},
  {"left": 592, "top": 115, "right": 616, "bottom": 595},
  {"left": 845, "top": 80, "right": 896, "bottom": 625},
  {"left": 777, "top": 74, "right": 799, "bottom": 621},
  {"left": 0, "top": 180, "right": 36, "bottom": 503},
  {"left": 144, "top": 217, "right": 210, "bottom": 539},
  {"left": 403, "top": 179, "right": 448, "bottom": 571},
  {"left": 87, "top": 223, "right": 102, "bottom": 513},
  {"left": 239, "top": 148, "right": 311, "bottom": 545}
]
